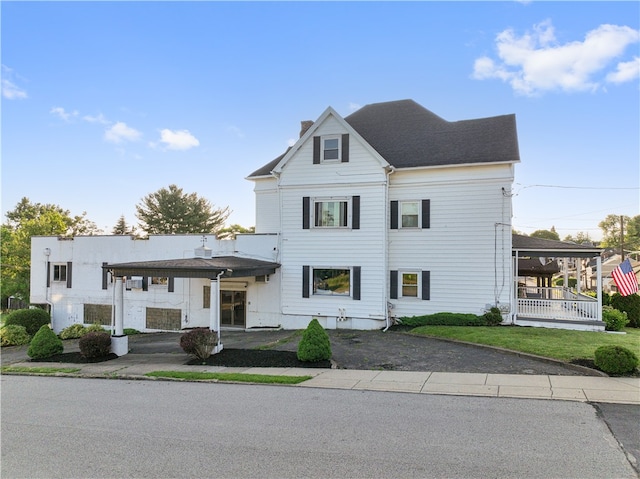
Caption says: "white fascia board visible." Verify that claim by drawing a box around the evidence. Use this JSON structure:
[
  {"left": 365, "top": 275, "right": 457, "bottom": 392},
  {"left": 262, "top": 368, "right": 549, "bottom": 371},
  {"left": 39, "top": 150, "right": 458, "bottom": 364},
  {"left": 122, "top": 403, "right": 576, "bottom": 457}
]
[{"left": 271, "top": 106, "right": 390, "bottom": 175}]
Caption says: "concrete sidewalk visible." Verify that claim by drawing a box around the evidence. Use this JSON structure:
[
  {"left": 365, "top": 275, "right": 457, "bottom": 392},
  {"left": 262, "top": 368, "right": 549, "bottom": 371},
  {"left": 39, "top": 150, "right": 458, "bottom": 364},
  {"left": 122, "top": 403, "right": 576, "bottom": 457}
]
[{"left": 4, "top": 353, "right": 639, "bottom": 405}]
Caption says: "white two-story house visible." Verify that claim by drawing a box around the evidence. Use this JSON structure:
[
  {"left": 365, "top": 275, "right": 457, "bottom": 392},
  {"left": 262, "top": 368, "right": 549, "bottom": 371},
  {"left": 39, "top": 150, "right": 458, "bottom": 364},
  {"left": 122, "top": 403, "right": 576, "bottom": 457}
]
[{"left": 31, "top": 99, "right": 520, "bottom": 337}]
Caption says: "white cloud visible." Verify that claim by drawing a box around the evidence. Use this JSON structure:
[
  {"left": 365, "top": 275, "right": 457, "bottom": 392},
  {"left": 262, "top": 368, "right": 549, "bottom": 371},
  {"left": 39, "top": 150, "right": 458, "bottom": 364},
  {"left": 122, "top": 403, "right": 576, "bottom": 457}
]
[
  {"left": 156, "top": 128, "right": 200, "bottom": 150},
  {"left": 348, "top": 102, "right": 362, "bottom": 112},
  {"left": 50, "top": 106, "right": 79, "bottom": 121},
  {"left": 104, "top": 122, "right": 142, "bottom": 143},
  {"left": 606, "top": 56, "right": 640, "bottom": 84},
  {"left": 287, "top": 138, "right": 296, "bottom": 147},
  {"left": 83, "top": 113, "right": 110, "bottom": 125},
  {"left": 472, "top": 20, "right": 640, "bottom": 95},
  {"left": 1, "top": 65, "right": 28, "bottom": 99}
]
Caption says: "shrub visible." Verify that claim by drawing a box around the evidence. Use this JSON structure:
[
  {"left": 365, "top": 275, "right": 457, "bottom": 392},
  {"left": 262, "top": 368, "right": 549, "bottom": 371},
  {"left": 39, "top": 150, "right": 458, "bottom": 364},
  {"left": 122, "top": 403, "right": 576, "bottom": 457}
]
[
  {"left": 79, "top": 332, "right": 112, "bottom": 358},
  {"left": 59, "top": 324, "right": 88, "bottom": 340},
  {"left": 27, "top": 325, "right": 64, "bottom": 359},
  {"left": 594, "top": 345, "right": 639, "bottom": 375},
  {"left": 85, "top": 323, "right": 107, "bottom": 333},
  {"left": 399, "top": 312, "right": 486, "bottom": 327},
  {"left": 123, "top": 328, "right": 140, "bottom": 335},
  {"left": 610, "top": 293, "right": 640, "bottom": 328},
  {"left": 180, "top": 328, "right": 218, "bottom": 360},
  {"left": 297, "top": 319, "right": 332, "bottom": 362},
  {"left": 0, "top": 325, "right": 31, "bottom": 346},
  {"left": 601, "top": 307, "right": 629, "bottom": 332},
  {"left": 4, "top": 308, "right": 50, "bottom": 336},
  {"left": 483, "top": 307, "right": 503, "bottom": 326}
]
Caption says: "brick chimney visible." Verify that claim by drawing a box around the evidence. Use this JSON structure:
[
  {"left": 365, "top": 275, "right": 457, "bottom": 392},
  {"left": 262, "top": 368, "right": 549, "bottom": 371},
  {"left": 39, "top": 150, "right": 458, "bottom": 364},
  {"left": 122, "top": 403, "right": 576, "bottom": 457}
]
[{"left": 300, "top": 120, "right": 314, "bottom": 138}]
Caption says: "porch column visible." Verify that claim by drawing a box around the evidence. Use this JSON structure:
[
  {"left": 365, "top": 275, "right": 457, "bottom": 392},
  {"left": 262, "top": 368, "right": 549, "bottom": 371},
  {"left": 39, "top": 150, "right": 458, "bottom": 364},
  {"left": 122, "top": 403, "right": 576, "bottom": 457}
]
[
  {"left": 209, "top": 274, "right": 223, "bottom": 353},
  {"left": 512, "top": 253, "right": 519, "bottom": 324},
  {"left": 576, "top": 259, "right": 582, "bottom": 295},
  {"left": 111, "top": 276, "right": 129, "bottom": 356},
  {"left": 563, "top": 258, "right": 569, "bottom": 291},
  {"left": 596, "top": 255, "right": 602, "bottom": 322}
]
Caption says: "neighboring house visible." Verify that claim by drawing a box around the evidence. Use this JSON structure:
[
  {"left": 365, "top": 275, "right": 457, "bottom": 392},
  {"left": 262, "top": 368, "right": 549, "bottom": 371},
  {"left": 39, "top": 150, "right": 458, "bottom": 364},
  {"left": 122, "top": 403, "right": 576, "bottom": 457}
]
[{"left": 31, "top": 99, "right": 520, "bottom": 338}]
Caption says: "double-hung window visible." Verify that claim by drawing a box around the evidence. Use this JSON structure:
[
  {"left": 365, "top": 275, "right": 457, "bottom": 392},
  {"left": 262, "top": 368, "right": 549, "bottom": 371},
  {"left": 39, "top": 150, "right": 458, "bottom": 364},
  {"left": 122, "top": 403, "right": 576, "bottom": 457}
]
[
  {"left": 313, "top": 268, "right": 351, "bottom": 296},
  {"left": 313, "top": 134, "right": 349, "bottom": 164},
  {"left": 315, "top": 200, "right": 348, "bottom": 228},
  {"left": 53, "top": 264, "right": 67, "bottom": 282},
  {"left": 390, "top": 270, "right": 430, "bottom": 300},
  {"left": 401, "top": 202, "right": 420, "bottom": 228},
  {"left": 401, "top": 272, "right": 419, "bottom": 298},
  {"left": 323, "top": 137, "right": 340, "bottom": 161},
  {"left": 390, "top": 199, "right": 430, "bottom": 229}
]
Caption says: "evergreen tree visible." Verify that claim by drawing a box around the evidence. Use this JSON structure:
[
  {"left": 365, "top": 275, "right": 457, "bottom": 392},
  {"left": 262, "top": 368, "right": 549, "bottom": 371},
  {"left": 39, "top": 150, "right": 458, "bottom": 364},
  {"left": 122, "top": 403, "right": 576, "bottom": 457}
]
[
  {"left": 112, "top": 215, "right": 134, "bottom": 235},
  {"left": 135, "top": 184, "right": 230, "bottom": 235}
]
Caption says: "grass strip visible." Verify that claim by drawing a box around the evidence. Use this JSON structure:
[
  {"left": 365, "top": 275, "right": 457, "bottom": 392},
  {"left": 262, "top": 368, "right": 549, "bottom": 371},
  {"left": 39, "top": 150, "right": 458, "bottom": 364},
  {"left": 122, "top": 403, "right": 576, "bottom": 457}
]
[
  {"left": 253, "top": 330, "right": 303, "bottom": 350},
  {"left": 145, "top": 370, "right": 312, "bottom": 384},
  {"left": 1, "top": 366, "right": 81, "bottom": 374},
  {"left": 410, "top": 326, "right": 640, "bottom": 361}
]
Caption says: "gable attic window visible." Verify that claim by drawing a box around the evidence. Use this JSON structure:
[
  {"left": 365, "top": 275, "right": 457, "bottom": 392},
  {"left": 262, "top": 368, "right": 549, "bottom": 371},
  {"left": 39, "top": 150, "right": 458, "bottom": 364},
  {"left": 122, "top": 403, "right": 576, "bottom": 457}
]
[{"left": 313, "top": 134, "right": 350, "bottom": 164}]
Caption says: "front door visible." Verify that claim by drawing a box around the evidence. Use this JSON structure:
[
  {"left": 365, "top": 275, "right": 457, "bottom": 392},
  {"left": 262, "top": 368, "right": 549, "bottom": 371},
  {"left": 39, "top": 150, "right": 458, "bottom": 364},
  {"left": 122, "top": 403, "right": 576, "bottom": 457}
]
[{"left": 220, "top": 290, "right": 246, "bottom": 327}]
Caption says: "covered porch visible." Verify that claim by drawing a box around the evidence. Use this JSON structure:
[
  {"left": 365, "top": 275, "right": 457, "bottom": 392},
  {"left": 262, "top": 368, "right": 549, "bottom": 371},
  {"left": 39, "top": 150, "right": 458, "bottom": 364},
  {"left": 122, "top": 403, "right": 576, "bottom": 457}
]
[
  {"left": 512, "top": 235, "right": 604, "bottom": 331},
  {"left": 102, "top": 255, "right": 280, "bottom": 356}
]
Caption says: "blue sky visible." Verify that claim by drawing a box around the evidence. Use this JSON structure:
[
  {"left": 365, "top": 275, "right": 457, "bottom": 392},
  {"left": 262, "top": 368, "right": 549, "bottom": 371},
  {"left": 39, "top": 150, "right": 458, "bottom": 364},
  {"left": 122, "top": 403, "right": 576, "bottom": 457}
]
[{"left": 2, "top": 1, "right": 638, "bottom": 240}]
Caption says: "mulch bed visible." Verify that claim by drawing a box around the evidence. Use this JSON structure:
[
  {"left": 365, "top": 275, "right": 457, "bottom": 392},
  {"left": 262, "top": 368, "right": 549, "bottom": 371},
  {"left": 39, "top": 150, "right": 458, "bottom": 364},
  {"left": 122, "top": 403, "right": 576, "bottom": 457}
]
[
  {"left": 186, "top": 348, "right": 332, "bottom": 368},
  {"left": 30, "top": 352, "right": 119, "bottom": 364}
]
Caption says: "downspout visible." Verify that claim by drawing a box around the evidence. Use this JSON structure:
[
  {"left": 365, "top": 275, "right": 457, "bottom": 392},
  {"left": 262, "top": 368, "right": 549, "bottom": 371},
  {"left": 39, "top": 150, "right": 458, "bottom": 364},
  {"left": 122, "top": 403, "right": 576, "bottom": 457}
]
[{"left": 383, "top": 166, "right": 396, "bottom": 332}]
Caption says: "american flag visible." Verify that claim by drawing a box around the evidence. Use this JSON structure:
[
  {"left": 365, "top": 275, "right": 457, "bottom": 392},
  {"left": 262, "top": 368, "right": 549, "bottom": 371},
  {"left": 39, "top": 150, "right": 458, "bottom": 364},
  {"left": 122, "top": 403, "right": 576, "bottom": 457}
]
[{"left": 611, "top": 258, "right": 639, "bottom": 296}]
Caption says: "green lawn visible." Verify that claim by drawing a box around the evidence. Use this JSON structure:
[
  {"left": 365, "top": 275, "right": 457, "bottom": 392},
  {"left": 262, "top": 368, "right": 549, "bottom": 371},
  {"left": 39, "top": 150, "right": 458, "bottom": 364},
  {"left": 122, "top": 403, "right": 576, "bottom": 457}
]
[
  {"left": 145, "top": 370, "right": 312, "bottom": 384},
  {"left": 410, "top": 326, "right": 640, "bottom": 361},
  {"left": 1, "top": 366, "right": 81, "bottom": 374}
]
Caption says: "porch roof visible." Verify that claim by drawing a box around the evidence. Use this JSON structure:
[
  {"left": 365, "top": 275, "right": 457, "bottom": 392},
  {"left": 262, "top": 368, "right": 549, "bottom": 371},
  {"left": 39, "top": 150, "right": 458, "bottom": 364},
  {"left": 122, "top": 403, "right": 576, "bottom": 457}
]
[
  {"left": 103, "top": 256, "right": 280, "bottom": 279},
  {"left": 512, "top": 234, "right": 602, "bottom": 258}
]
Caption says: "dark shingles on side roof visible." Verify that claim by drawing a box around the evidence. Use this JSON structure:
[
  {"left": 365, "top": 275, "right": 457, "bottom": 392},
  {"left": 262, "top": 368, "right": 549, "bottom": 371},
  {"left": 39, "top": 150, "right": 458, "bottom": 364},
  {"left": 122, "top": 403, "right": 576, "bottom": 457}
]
[{"left": 248, "top": 99, "right": 520, "bottom": 177}]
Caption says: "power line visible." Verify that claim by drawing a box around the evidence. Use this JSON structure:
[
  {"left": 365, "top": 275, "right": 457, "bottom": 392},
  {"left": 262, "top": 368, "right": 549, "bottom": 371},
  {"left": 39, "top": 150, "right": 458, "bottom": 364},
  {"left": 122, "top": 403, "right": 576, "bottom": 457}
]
[{"left": 515, "top": 183, "right": 640, "bottom": 191}]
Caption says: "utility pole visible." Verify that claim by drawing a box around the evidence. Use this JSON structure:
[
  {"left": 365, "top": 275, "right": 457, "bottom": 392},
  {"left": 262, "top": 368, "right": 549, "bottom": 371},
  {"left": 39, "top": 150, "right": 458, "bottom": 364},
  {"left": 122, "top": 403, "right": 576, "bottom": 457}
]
[{"left": 620, "top": 215, "right": 624, "bottom": 262}]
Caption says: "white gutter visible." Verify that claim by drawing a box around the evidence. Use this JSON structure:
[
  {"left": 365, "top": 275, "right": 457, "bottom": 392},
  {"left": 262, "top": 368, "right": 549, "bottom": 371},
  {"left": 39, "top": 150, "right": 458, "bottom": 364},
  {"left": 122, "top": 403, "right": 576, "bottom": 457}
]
[{"left": 383, "top": 166, "right": 396, "bottom": 332}]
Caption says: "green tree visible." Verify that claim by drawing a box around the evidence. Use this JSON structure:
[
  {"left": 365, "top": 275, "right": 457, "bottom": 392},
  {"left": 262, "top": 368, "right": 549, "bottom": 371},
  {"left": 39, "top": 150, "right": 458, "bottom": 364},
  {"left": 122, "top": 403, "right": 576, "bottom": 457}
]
[
  {"left": 530, "top": 228, "right": 560, "bottom": 241},
  {"left": 112, "top": 215, "right": 135, "bottom": 235},
  {"left": 598, "top": 214, "right": 639, "bottom": 251},
  {"left": 135, "top": 184, "right": 230, "bottom": 235},
  {"left": 563, "top": 231, "right": 593, "bottom": 244},
  {"left": 217, "top": 224, "right": 255, "bottom": 240},
  {"left": 1, "top": 198, "right": 97, "bottom": 306}
]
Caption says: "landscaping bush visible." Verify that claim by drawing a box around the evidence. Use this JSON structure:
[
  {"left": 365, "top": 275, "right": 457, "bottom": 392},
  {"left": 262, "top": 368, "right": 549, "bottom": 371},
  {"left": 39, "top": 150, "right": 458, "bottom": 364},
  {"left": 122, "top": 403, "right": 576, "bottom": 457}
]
[
  {"left": 399, "top": 312, "right": 487, "bottom": 327},
  {"left": 0, "top": 324, "right": 31, "bottom": 346},
  {"left": 27, "top": 325, "right": 64, "bottom": 359},
  {"left": 123, "top": 328, "right": 140, "bottom": 335},
  {"left": 79, "top": 331, "right": 112, "bottom": 358},
  {"left": 594, "top": 345, "right": 639, "bottom": 375},
  {"left": 84, "top": 323, "right": 107, "bottom": 333},
  {"left": 601, "top": 306, "right": 629, "bottom": 332},
  {"left": 297, "top": 318, "right": 332, "bottom": 362},
  {"left": 4, "top": 308, "right": 50, "bottom": 336},
  {"left": 610, "top": 293, "right": 640, "bottom": 328},
  {"left": 180, "top": 328, "right": 218, "bottom": 360},
  {"left": 59, "top": 324, "right": 88, "bottom": 339},
  {"left": 483, "top": 307, "right": 504, "bottom": 326}
]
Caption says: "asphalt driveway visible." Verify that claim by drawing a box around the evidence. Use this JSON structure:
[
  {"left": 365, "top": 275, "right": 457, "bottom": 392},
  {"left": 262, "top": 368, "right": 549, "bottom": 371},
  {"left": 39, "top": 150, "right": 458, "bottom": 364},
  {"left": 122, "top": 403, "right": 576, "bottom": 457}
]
[{"left": 124, "top": 328, "right": 600, "bottom": 376}]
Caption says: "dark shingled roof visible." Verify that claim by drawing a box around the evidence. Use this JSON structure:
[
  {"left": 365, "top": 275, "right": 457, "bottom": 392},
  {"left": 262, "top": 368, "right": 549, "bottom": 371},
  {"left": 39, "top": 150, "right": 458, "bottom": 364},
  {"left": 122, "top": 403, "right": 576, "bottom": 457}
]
[
  {"left": 512, "top": 234, "right": 602, "bottom": 258},
  {"left": 248, "top": 99, "right": 520, "bottom": 177},
  {"left": 103, "top": 256, "right": 280, "bottom": 279}
]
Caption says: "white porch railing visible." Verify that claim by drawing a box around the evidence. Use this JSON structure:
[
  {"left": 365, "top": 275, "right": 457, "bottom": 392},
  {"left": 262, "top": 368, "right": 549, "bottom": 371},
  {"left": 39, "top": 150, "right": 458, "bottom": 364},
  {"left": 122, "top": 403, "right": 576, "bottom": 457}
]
[{"left": 517, "top": 287, "right": 600, "bottom": 322}]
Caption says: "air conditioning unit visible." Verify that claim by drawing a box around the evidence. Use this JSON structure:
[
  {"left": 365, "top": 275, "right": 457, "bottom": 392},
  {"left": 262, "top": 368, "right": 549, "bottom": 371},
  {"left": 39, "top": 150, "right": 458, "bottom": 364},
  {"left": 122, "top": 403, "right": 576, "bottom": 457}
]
[
  {"left": 255, "top": 275, "right": 269, "bottom": 283},
  {"left": 126, "top": 279, "right": 143, "bottom": 289}
]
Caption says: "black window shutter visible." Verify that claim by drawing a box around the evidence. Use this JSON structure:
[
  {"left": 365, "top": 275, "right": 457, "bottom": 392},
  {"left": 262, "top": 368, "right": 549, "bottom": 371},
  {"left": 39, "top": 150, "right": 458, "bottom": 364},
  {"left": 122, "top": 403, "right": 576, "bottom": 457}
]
[
  {"left": 422, "top": 199, "right": 431, "bottom": 229},
  {"left": 390, "top": 270, "right": 398, "bottom": 299},
  {"left": 390, "top": 201, "right": 399, "bottom": 229},
  {"left": 168, "top": 277, "right": 175, "bottom": 293},
  {"left": 352, "top": 196, "right": 360, "bottom": 230},
  {"left": 302, "top": 197, "right": 310, "bottom": 229},
  {"left": 102, "top": 262, "right": 108, "bottom": 290},
  {"left": 302, "top": 266, "right": 310, "bottom": 298},
  {"left": 142, "top": 276, "right": 148, "bottom": 292},
  {"left": 66, "top": 262, "right": 72, "bottom": 288},
  {"left": 341, "top": 134, "right": 349, "bottom": 163},
  {"left": 422, "top": 271, "right": 430, "bottom": 300},
  {"left": 46, "top": 262, "right": 51, "bottom": 287},
  {"left": 352, "top": 266, "right": 361, "bottom": 300},
  {"left": 313, "top": 136, "right": 320, "bottom": 164}
]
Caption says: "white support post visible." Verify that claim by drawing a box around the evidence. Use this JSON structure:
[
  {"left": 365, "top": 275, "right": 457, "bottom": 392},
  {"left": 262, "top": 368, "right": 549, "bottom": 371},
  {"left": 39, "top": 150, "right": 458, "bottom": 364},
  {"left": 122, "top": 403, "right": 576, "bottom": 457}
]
[
  {"left": 209, "top": 273, "right": 224, "bottom": 354},
  {"left": 111, "top": 276, "right": 129, "bottom": 356},
  {"left": 576, "top": 259, "right": 582, "bottom": 295},
  {"left": 596, "top": 255, "right": 602, "bottom": 322},
  {"left": 513, "top": 253, "right": 519, "bottom": 324}
]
